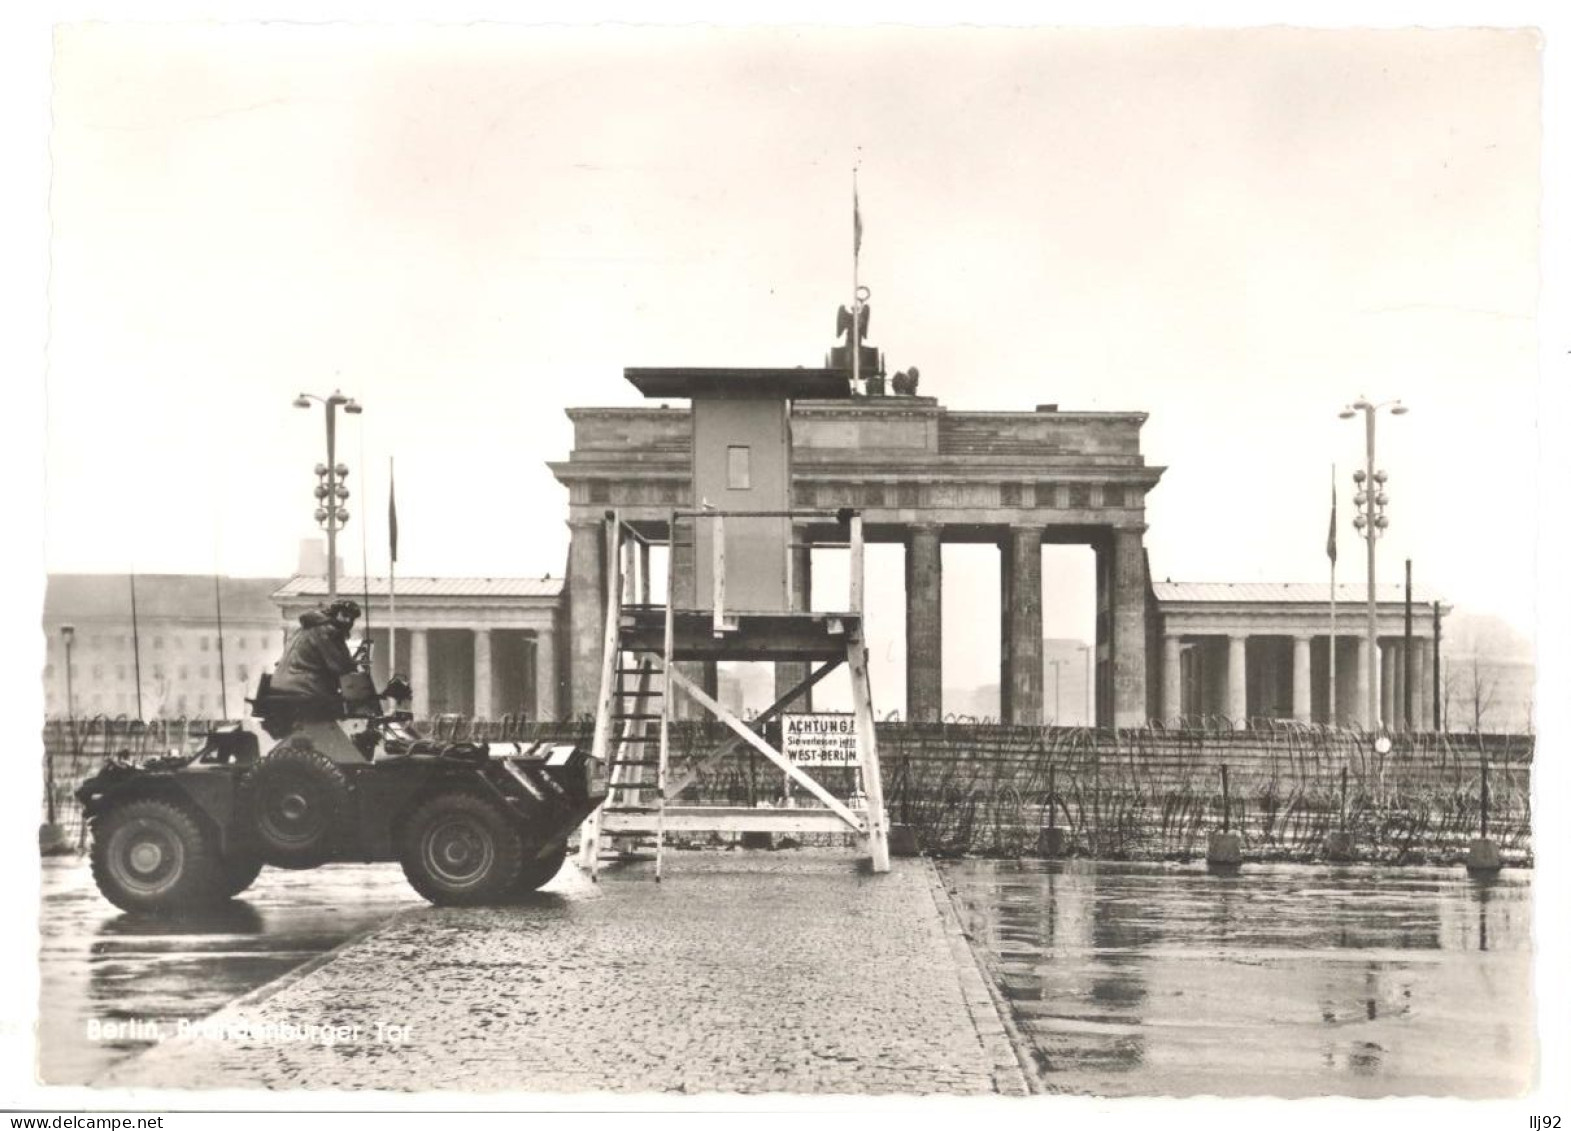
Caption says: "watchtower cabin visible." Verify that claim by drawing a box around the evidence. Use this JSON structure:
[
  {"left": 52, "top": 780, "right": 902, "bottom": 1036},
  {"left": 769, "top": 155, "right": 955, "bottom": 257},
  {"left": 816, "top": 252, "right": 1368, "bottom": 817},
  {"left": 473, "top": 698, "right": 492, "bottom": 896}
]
[{"left": 577, "top": 367, "right": 892, "bottom": 878}]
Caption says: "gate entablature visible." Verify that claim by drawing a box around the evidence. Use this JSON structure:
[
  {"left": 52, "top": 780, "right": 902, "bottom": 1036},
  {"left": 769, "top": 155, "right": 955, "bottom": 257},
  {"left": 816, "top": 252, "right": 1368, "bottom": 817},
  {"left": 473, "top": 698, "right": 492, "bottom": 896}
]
[{"left": 552, "top": 394, "right": 1164, "bottom": 729}]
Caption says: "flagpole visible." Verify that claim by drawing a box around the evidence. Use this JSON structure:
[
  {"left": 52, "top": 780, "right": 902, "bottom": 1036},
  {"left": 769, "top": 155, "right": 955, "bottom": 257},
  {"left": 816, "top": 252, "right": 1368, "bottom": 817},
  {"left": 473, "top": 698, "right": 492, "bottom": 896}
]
[
  {"left": 851, "top": 167, "right": 861, "bottom": 394},
  {"left": 1329, "top": 464, "right": 1338, "bottom": 726},
  {"left": 388, "top": 457, "right": 398, "bottom": 676}
]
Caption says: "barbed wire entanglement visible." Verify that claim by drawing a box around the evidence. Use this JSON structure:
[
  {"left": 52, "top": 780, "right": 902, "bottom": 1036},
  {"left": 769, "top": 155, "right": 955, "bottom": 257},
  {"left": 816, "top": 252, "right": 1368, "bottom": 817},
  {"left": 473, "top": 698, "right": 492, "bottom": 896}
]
[{"left": 41, "top": 715, "right": 1532, "bottom": 865}]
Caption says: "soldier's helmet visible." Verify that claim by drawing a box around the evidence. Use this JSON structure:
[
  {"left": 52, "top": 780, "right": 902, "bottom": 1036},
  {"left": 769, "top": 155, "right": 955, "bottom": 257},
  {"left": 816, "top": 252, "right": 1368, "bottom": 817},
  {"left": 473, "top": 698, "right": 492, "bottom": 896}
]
[{"left": 326, "top": 598, "right": 362, "bottom": 623}]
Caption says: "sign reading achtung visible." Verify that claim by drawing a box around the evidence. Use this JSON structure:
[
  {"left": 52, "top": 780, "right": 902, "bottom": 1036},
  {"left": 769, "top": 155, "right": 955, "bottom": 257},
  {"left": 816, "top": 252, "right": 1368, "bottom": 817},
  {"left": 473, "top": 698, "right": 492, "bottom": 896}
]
[{"left": 781, "top": 713, "right": 859, "bottom": 767}]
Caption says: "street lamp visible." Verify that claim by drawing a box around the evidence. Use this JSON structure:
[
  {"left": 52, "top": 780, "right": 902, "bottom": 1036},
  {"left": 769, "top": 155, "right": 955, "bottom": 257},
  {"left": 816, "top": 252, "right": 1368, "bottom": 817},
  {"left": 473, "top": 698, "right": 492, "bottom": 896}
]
[
  {"left": 53, "top": 624, "right": 76, "bottom": 826},
  {"left": 1080, "top": 643, "right": 1092, "bottom": 727},
  {"left": 1339, "top": 397, "right": 1408, "bottom": 730},
  {"left": 1048, "top": 659, "right": 1066, "bottom": 725},
  {"left": 294, "top": 389, "right": 363, "bottom": 599}
]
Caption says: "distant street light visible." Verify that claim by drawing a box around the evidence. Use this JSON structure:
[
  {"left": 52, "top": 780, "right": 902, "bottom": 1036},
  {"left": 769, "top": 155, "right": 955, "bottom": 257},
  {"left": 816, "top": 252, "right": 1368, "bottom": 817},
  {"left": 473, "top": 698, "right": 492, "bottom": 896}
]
[
  {"left": 1048, "top": 659, "right": 1066, "bottom": 724},
  {"left": 294, "top": 389, "right": 363, "bottom": 599},
  {"left": 1080, "top": 643, "right": 1092, "bottom": 727},
  {"left": 54, "top": 624, "right": 76, "bottom": 826},
  {"left": 1339, "top": 397, "right": 1408, "bottom": 730}
]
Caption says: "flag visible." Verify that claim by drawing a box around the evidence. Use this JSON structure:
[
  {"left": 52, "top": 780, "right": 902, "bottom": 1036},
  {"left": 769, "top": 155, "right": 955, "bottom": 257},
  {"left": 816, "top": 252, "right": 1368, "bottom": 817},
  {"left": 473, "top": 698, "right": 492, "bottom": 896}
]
[
  {"left": 388, "top": 458, "right": 399, "bottom": 564},
  {"left": 1326, "top": 466, "right": 1337, "bottom": 564},
  {"left": 853, "top": 182, "right": 863, "bottom": 258}
]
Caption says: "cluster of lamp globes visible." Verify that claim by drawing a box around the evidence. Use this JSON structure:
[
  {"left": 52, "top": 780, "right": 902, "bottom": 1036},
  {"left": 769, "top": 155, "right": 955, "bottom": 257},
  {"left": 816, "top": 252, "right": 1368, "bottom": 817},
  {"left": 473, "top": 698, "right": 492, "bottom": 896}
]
[
  {"left": 1351, "top": 468, "right": 1389, "bottom": 539},
  {"left": 313, "top": 463, "right": 350, "bottom": 529},
  {"left": 1339, "top": 398, "right": 1408, "bottom": 542}
]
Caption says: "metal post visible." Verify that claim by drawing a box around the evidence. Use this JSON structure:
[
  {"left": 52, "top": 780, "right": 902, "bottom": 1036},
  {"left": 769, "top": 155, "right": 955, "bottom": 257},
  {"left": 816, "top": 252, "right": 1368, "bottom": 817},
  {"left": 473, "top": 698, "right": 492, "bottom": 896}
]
[
  {"left": 213, "top": 575, "right": 228, "bottom": 720},
  {"left": 1221, "top": 763, "right": 1230, "bottom": 834},
  {"left": 1339, "top": 764, "right": 1348, "bottom": 833},
  {"left": 1479, "top": 750, "right": 1490, "bottom": 840},
  {"left": 325, "top": 404, "right": 338, "bottom": 600},
  {"left": 1364, "top": 409, "right": 1378, "bottom": 731},
  {"left": 129, "top": 572, "right": 144, "bottom": 722}
]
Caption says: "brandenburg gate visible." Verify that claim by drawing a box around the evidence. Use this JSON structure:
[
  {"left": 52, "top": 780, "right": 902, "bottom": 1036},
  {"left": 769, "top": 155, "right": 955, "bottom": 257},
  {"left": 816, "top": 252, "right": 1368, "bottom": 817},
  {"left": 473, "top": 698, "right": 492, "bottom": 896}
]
[{"left": 550, "top": 382, "right": 1165, "bottom": 728}]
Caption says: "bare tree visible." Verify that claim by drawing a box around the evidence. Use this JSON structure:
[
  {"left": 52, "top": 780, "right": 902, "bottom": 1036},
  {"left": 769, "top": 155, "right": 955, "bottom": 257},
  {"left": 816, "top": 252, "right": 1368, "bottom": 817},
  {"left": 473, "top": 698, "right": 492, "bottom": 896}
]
[{"left": 1467, "top": 653, "right": 1500, "bottom": 734}]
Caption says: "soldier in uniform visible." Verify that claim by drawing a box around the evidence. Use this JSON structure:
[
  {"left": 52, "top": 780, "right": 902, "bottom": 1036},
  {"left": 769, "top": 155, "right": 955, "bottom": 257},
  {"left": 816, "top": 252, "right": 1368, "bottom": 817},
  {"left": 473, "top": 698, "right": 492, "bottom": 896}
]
[{"left": 268, "top": 598, "right": 366, "bottom": 721}]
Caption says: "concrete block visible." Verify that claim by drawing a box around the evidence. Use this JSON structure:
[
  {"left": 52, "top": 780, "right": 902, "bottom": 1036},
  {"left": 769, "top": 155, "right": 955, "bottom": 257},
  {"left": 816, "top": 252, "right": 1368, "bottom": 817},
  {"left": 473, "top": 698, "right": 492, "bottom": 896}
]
[
  {"left": 1466, "top": 838, "right": 1503, "bottom": 873},
  {"left": 739, "top": 831, "right": 773, "bottom": 849},
  {"left": 38, "top": 823, "right": 73, "bottom": 856},
  {"left": 888, "top": 824, "right": 920, "bottom": 857},
  {"left": 1323, "top": 831, "right": 1356, "bottom": 862},
  {"left": 1206, "top": 831, "right": 1242, "bottom": 867}
]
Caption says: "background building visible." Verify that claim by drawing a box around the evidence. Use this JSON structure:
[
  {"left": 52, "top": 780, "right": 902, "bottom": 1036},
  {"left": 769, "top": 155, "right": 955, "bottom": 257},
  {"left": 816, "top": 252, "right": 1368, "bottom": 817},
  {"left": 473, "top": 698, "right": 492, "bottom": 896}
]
[
  {"left": 42, "top": 575, "right": 285, "bottom": 720},
  {"left": 272, "top": 575, "right": 565, "bottom": 721}
]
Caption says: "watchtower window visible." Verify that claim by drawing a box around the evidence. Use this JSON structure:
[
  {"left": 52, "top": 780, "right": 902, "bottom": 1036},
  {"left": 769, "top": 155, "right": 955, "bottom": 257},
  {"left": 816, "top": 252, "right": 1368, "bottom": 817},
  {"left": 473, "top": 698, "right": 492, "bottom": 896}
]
[{"left": 727, "top": 445, "right": 751, "bottom": 490}]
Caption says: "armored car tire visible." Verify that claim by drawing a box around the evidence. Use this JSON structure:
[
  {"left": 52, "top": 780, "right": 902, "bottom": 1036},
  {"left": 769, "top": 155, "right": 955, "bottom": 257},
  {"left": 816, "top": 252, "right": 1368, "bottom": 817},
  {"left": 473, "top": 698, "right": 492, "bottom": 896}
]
[
  {"left": 216, "top": 848, "right": 265, "bottom": 898},
  {"left": 242, "top": 740, "right": 351, "bottom": 869},
  {"left": 399, "top": 791, "right": 526, "bottom": 906},
  {"left": 89, "top": 798, "right": 221, "bottom": 914},
  {"left": 510, "top": 842, "right": 568, "bottom": 894}
]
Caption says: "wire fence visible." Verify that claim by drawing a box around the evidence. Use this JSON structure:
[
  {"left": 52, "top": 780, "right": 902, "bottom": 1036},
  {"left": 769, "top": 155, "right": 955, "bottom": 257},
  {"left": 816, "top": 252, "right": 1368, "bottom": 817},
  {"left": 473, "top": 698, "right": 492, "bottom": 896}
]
[{"left": 41, "top": 714, "right": 1532, "bottom": 865}]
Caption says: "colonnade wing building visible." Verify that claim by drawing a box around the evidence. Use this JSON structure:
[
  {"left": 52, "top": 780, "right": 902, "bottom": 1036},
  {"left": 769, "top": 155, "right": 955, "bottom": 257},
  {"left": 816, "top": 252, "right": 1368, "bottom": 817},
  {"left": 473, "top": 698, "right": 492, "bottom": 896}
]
[
  {"left": 550, "top": 391, "right": 1165, "bottom": 728},
  {"left": 1155, "top": 581, "right": 1445, "bottom": 729},
  {"left": 272, "top": 576, "right": 563, "bottom": 722}
]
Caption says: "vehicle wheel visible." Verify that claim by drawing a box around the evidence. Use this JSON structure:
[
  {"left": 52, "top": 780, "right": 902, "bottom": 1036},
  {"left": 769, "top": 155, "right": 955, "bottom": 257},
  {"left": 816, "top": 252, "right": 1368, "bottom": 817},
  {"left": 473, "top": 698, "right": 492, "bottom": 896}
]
[
  {"left": 399, "top": 792, "right": 524, "bottom": 906},
  {"left": 241, "top": 739, "right": 351, "bottom": 869},
  {"left": 217, "top": 848, "right": 265, "bottom": 897},
  {"left": 510, "top": 842, "right": 568, "bottom": 894},
  {"left": 89, "top": 798, "right": 219, "bottom": 914}
]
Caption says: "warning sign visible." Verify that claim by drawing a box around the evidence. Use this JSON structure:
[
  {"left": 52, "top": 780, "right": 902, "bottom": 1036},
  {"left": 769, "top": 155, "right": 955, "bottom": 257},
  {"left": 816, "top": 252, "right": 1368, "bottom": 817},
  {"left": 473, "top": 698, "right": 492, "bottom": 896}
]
[{"left": 781, "top": 713, "right": 859, "bottom": 767}]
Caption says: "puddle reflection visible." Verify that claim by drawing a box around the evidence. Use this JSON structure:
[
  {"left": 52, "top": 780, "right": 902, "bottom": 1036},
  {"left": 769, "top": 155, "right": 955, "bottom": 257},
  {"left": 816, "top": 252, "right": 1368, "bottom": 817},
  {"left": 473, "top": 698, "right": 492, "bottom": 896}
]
[{"left": 944, "top": 860, "right": 1531, "bottom": 1098}]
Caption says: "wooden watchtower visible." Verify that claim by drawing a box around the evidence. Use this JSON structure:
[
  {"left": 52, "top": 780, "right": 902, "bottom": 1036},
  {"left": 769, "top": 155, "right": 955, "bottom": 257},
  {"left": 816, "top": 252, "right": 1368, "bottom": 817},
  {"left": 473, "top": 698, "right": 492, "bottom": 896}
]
[{"left": 577, "top": 368, "right": 891, "bottom": 878}]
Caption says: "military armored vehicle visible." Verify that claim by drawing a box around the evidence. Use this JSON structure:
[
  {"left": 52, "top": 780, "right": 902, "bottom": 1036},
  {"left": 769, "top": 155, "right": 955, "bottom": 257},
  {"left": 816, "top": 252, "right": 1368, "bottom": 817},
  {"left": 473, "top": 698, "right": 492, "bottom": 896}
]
[{"left": 75, "top": 667, "right": 605, "bottom": 913}]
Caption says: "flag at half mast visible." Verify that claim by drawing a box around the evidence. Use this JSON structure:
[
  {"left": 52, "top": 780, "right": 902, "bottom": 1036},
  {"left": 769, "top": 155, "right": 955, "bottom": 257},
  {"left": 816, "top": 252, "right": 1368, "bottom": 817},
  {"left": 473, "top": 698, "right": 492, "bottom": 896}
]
[
  {"left": 1326, "top": 466, "right": 1337, "bottom": 564},
  {"left": 388, "top": 458, "right": 399, "bottom": 564},
  {"left": 854, "top": 181, "right": 863, "bottom": 259}
]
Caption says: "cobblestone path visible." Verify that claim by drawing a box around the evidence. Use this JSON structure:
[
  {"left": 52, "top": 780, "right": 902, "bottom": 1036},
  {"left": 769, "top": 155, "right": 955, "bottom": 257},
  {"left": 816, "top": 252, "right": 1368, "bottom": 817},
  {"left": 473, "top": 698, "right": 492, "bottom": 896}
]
[{"left": 100, "top": 851, "right": 1027, "bottom": 1096}]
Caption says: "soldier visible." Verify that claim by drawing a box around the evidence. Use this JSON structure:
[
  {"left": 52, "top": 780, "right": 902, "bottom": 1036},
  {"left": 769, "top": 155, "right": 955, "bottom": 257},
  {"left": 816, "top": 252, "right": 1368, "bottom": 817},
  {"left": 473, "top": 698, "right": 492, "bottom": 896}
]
[{"left": 268, "top": 598, "right": 366, "bottom": 721}]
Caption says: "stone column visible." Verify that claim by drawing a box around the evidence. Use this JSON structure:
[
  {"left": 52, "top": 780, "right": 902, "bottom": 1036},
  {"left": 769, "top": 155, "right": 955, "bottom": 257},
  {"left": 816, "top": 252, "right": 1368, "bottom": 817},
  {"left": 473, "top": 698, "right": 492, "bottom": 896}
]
[
  {"left": 472, "top": 629, "right": 493, "bottom": 720},
  {"left": 409, "top": 629, "right": 430, "bottom": 719},
  {"left": 1111, "top": 528, "right": 1149, "bottom": 728},
  {"left": 1227, "top": 634, "right": 1248, "bottom": 722},
  {"left": 1379, "top": 641, "right": 1395, "bottom": 730},
  {"left": 1420, "top": 640, "right": 1432, "bottom": 728},
  {"left": 1292, "top": 635, "right": 1312, "bottom": 724},
  {"left": 1417, "top": 638, "right": 1434, "bottom": 730},
  {"left": 567, "top": 520, "right": 606, "bottom": 718},
  {"left": 905, "top": 524, "right": 943, "bottom": 722},
  {"left": 1398, "top": 642, "right": 1412, "bottom": 730},
  {"left": 998, "top": 535, "right": 1014, "bottom": 722},
  {"left": 1162, "top": 635, "right": 1183, "bottom": 724},
  {"left": 1354, "top": 638, "right": 1372, "bottom": 730},
  {"left": 532, "top": 623, "right": 558, "bottom": 722},
  {"left": 1006, "top": 527, "right": 1043, "bottom": 726},
  {"left": 775, "top": 526, "right": 814, "bottom": 712}
]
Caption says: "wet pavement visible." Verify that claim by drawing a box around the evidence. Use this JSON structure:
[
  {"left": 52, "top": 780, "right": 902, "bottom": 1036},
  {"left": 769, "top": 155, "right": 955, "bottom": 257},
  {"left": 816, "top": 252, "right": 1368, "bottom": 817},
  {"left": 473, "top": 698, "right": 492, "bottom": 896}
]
[
  {"left": 939, "top": 859, "right": 1535, "bottom": 1098},
  {"left": 97, "top": 851, "right": 1025, "bottom": 1095},
  {"left": 38, "top": 856, "right": 422, "bottom": 1085}
]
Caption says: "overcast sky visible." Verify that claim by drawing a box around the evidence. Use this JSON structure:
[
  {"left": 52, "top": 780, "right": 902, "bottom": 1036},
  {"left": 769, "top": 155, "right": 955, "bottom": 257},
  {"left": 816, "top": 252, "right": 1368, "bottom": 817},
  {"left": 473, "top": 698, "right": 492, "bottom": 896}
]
[{"left": 40, "top": 23, "right": 1544, "bottom": 698}]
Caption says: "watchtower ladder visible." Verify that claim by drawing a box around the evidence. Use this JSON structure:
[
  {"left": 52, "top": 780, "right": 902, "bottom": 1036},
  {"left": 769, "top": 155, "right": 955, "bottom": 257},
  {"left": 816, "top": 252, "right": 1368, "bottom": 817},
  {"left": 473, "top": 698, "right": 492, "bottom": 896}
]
[{"left": 577, "top": 509, "right": 890, "bottom": 880}]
